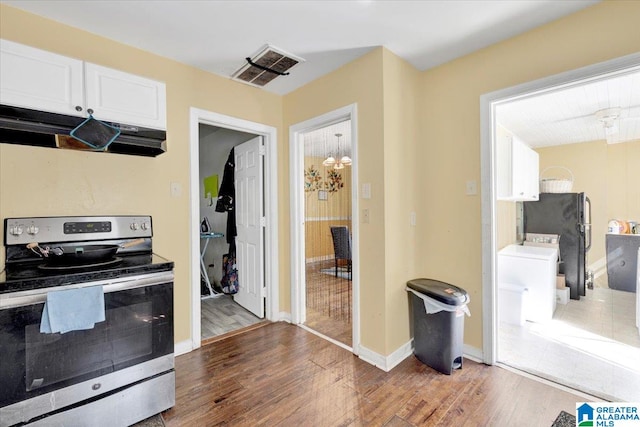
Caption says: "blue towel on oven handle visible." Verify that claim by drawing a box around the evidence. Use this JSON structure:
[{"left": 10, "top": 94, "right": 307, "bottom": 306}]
[{"left": 40, "top": 285, "right": 106, "bottom": 334}]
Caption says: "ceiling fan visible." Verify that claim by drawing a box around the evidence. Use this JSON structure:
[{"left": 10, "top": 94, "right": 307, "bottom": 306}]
[
  {"left": 553, "top": 104, "right": 640, "bottom": 144},
  {"left": 594, "top": 106, "right": 640, "bottom": 144}
]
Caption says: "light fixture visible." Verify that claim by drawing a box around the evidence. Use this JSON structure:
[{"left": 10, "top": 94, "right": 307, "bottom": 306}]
[
  {"left": 595, "top": 107, "right": 621, "bottom": 143},
  {"left": 324, "top": 133, "right": 351, "bottom": 169}
]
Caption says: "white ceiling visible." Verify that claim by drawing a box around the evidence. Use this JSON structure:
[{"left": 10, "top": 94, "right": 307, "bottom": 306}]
[
  {"left": 1, "top": 0, "right": 598, "bottom": 96},
  {"left": 496, "top": 68, "right": 640, "bottom": 148}
]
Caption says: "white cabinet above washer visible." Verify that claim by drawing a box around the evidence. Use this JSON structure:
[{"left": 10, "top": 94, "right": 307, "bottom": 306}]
[
  {"left": 497, "top": 133, "right": 539, "bottom": 201},
  {"left": 0, "top": 39, "right": 166, "bottom": 130}
]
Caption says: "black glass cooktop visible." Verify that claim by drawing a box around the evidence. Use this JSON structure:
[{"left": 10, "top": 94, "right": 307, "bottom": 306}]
[{"left": 0, "top": 253, "right": 173, "bottom": 294}]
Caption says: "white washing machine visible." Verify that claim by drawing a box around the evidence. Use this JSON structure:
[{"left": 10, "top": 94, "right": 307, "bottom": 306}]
[{"left": 498, "top": 244, "right": 559, "bottom": 323}]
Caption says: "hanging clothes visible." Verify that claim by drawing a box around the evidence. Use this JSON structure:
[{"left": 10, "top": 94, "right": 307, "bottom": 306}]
[
  {"left": 216, "top": 147, "right": 239, "bottom": 293},
  {"left": 215, "top": 147, "right": 237, "bottom": 249}
]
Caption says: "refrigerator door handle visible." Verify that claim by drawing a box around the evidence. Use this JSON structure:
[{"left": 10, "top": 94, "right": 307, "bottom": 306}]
[{"left": 584, "top": 196, "right": 592, "bottom": 252}]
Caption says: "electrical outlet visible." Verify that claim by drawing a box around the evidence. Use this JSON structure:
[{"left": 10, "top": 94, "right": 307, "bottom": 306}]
[
  {"left": 362, "top": 208, "right": 370, "bottom": 224},
  {"left": 410, "top": 212, "right": 417, "bottom": 226}
]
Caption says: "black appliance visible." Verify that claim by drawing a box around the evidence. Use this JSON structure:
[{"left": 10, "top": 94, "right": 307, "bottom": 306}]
[
  {"left": 606, "top": 234, "right": 640, "bottom": 292},
  {"left": 523, "top": 192, "right": 591, "bottom": 300},
  {"left": 1, "top": 216, "right": 174, "bottom": 427}
]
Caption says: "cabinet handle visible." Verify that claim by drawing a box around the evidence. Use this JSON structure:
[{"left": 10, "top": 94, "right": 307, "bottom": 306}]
[
  {"left": 87, "top": 108, "right": 94, "bottom": 115},
  {"left": 75, "top": 105, "right": 83, "bottom": 112}
]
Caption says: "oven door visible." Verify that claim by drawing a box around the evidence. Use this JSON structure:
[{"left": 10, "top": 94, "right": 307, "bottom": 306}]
[{"left": 0, "top": 271, "right": 173, "bottom": 425}]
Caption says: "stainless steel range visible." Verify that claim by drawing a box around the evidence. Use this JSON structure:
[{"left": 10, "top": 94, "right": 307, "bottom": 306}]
[{"left": 0, "top": 216, "right": 174, "bottom": 427}]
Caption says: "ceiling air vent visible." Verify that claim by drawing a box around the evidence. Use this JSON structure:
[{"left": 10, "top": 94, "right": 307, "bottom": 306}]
[{"left": 232, "top": 44, "right": 305, "bottom": 87}]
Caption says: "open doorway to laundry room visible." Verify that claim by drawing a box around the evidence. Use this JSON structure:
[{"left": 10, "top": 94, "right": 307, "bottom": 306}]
[
  {"left": 290, "top": 104, "right": 360, "bottom": 352},
  {"left": 189, "top": 108, "right": 279, "bottom": 351},
  {"left": 482, "top": 54, "right": 640, "bottom": 402},
  {"left": 198, "top": 124, "right": 264, "bottom": 343}
]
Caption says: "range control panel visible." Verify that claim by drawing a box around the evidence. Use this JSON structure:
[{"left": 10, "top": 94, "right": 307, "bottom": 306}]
[{"left": 4, "top": 216, "right": 152, "bottom": 245}]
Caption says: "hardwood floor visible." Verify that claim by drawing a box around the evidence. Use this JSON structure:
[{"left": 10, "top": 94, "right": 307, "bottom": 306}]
[
  {"left": 305, "top": 260, "right": 352, "bottom": 346},
  {"left": 164, "top": 322, "right": 584, "bottom": 426},
  {"left": 201, "top": 295, "right": 263, "bottom": 341}
]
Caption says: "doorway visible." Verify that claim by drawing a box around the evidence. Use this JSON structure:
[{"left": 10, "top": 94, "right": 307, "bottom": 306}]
[
  {"left": 189, "top": 108, "right": 279, "bottom": 351},
  {"left": 302, "top": 121, "right": 353, "bottom": 346},
  {"left": 290, "top": 104, "right": 360, "bottom": 353},
  {"left": 198, "top": 127, "right": 264, "bottom": 342},
  {"left": 481, "top": 53, "right": 640, "bottom": 401}
]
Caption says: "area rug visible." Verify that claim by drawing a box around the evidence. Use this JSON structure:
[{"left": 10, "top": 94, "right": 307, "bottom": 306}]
[
  {"left": 132, "top": 414, "right": 165, "bottom": 427},
  {"left": 551, "top": 410, "right": 575, "bottom": 427},
  {"left": 320, "top": 267, "right": 351, "bottom": 280}
]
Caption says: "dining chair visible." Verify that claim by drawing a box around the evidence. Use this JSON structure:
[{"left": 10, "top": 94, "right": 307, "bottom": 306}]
[{"left": 330, "top": 226, "right": 352, "bottom": 281}]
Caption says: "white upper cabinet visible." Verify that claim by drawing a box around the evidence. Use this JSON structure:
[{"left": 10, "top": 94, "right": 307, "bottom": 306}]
[
  {"left": 84, "top": 63, "right": 166, "bottom": 130},
  {"left": 0, "top": 39, "right": 166, "bottom": 130},
  {"left": 497, "top": 133, "right": 539, "bottom": 201},
  {"left": 0, "top": 39, "right": 84, "bottom": 117}
]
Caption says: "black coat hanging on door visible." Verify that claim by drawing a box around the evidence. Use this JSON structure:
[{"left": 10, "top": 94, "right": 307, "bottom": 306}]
[
  {"left": 215, "top": 148, "right": 237, "bottom": 248},
  {"left": 216, "top": 147, "right": 239, "bottom": 294}
]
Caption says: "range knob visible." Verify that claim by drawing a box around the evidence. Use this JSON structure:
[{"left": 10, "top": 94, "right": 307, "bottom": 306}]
[
  {"left": 141, "top": 221, "right": 150, "bottom": 231},
  {"left": 10, "top": 225, "right": 24, "bottom": 236},
  {"left": 130, "top": 223, "right": 140, "bottom": 231},
  {"left": 26, "top": 225, "right": 39, "bottom": 235}
]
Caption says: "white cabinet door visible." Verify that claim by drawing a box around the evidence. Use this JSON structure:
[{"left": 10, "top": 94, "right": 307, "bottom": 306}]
[
  {"left": 0, "top": 39, "right": 84, "bottom": 117},
  {"left": 497, "top": 134, "right": 539, "bottom": 201},
  {"left": 84, "top": 63, "right": 166, "bottom": 130},
  {"left": 524, "top": 146, "right": 539, "bottom": 200}
]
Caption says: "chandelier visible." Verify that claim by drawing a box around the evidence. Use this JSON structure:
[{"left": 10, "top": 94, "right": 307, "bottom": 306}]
[{"left": 322, "top": 133, "right": 351, "bottom": 169}]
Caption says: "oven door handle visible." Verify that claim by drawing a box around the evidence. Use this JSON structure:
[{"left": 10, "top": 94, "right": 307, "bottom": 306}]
[{"left": 0, "top": 271, "right": 174, "bottom": 310}]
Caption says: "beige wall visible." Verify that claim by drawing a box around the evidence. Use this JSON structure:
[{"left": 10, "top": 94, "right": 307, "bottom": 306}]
[
  {"left": 416, "top": 0, "right": 640, "bottom": 350},
  {"left": 0, "top": 5, "right": 283, "bottom": 345},
  {"left": 284, "top": 48, "right": 388, "bottom": 353},
  {"left": 381, "top": 50, "right": 421, "bottom": 353},
  {"left": 2, "top": 1, "right": 639, "bottom": 358},
  {"left": 537, "top": 139, "right": 640, "bottom": 280}
]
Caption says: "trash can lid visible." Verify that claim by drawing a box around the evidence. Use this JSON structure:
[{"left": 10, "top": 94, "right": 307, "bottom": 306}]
[{"left": 407, "top": 278, "right": 468, "bottom": 306}]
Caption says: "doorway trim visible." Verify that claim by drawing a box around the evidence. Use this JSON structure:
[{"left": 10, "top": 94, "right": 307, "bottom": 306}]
[
  {"left": 189, "top": 107, "right": 279, "bottom": 350},
  {"left": 289, "top": 103, "right": 360, "bottom": 354},
  {"left": 480, "top": 53, "right": 640, "bottom": 364}
]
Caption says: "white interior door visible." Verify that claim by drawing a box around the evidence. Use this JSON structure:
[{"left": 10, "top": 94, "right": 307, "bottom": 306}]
[{"left": 233, "top": 136, "right": 264, "bottom": 318}]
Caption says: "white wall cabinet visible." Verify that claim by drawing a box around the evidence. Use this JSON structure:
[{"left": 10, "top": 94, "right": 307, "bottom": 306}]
[
  {"left": 0, "top": 39, "right": 166, "bottom": 130},
  {"left": 0, "top": 39, "right": 84, "bottom": 117},
  {"left": 497, "top": 133, "right": 539, "bottom": 201}
]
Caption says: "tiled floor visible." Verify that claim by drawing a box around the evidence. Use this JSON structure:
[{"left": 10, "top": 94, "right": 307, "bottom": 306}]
[
  {"left": 201, "top": 294, "right": 262, "bottom": 341},
  {"left": 498, "top": 286, "right": 640, "bottom": 401}
]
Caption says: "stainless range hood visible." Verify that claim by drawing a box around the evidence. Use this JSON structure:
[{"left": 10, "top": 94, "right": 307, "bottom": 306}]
[{"left": 0, "top": 105, "right": 167, "bottom": 157}]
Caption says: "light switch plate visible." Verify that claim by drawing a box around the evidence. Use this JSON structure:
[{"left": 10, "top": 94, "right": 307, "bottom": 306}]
[
  {"left": 466, "top": 180, "right": 477, "bottom": 195},
  {"left": 170, "top": 182, "right": 182, "bottom": 197},
  {"left": 362, "top": 183, "right": 371, "bottom": 199}
]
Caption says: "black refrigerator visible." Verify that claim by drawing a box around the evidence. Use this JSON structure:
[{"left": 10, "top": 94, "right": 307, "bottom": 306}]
[{"left": 523, "top": 193, "right": 591, "bottom": 300}]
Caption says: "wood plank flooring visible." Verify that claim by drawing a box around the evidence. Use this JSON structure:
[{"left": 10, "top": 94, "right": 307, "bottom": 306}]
[
  {"left": 305, "top": 260, "right": 352, "bottom": 346},
  {"left": 163, "top": 322, "right": 584, "bottom": 426},
  {"left": 201, "top": 295, "right": 263, "bottom": 341}
]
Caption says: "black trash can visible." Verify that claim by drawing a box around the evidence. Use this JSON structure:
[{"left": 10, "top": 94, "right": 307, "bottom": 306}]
[{"left": 406, "top": 278, "right": 470, "bottom": 375}]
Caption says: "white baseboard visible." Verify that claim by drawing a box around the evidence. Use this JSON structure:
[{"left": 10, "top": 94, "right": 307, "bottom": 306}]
[
  {"left": 463, "top": 344, "right": 483, "bottom": 363},
  {"left": 174, "top": 339, "right": 192, "bottom": 357},
  {"left": 358, "top": 339, "right": 413, "bottom": 372},
  {"left": 277, "top": 312, "right": 292, "bottom": 323}
]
